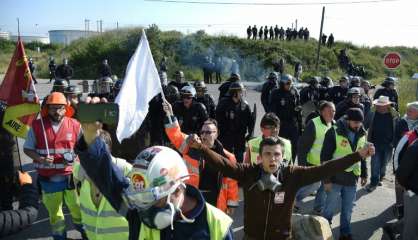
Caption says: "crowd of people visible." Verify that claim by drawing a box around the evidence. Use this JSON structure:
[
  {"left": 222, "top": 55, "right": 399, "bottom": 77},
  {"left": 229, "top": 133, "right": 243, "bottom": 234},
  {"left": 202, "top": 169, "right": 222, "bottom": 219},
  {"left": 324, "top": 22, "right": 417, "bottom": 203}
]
[
  {"left": 1, "top": 55, "right": 417, "bottom": 240},
  {"left": 246, "top": 25, "right": 310, "bottom": 41}
]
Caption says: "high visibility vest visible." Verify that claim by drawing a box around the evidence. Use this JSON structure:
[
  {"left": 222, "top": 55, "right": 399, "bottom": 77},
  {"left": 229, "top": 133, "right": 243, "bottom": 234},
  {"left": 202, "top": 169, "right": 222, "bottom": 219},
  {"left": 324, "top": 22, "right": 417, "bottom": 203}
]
[
  {"left": 307, "top": 117, "right": 332, "bottom": 166},
  {"left": 139, "top": 203, "right": 233, "bottom": 240},
  {"left": 248, "top": 136, "right": 292, "bottom": 164},
  {"left": 332, "top": 130, "right": 366, "bottom": 176},
  {"left": 74, "top": 163, "right": 130, "bottom": 240},
  {"left": 32, "top": 117, "right": 80, "bottom": 177}
]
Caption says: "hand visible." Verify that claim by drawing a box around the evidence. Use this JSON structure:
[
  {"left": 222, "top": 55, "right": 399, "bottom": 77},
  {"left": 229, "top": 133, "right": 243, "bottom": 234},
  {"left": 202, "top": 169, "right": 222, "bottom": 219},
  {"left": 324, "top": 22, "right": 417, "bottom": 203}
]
[
  {"left": 82, "top": 121, "right": 103, "bottom": 145},
  {"left": 358, "top": 143, "right": 375, "bottom": 159},
  {"left": 226, "top": 207, "right": 235, "bottom": 216},
  {"left": 361, "top": 177, "right": 367, "bottom": 186},
  {"left": 18, "top": 171, "right": 32, "bottom": 185},
  {"left": 324, "top": 183, "right": 333, "bottom": 192},
  {"left": 188, "top": 134, "right": 203, "bottom": 149},
  {"left": 162, "top": 99, "right": 173, "bottom": 116},
  {"left": 38, "top": 156, "right": 54, "bottom": 164}
]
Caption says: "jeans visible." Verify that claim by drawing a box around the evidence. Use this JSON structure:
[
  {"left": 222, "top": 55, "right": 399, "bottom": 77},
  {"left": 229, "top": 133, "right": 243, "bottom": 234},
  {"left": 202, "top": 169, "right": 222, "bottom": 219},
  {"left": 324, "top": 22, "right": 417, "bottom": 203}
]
[
  {"left": 322, "top": 184, "right": 357, "bottom": 236},
  {"left": 370, "top": 144, "right": 393, "bottom": 186},
  {"left": 295, "top": 181, "right": 326, "bottom": 212}
]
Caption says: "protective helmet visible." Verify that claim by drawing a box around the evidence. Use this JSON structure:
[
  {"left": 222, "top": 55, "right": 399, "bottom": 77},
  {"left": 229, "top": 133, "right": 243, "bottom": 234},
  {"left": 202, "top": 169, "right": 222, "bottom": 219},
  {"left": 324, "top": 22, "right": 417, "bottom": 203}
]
[
  {"left": 309, "top": 76, "right": 320, "bottom": 85},
  {"left": 111, "top": 75, "right": 118, "bottom": 82},
  {"left": 229, "top": 73, "right": 241, "bottom": 81},
  {"left": 114, "top": 80, "right": 123, "bottom": 90},
  {"left": 228, "top": 81, "right": 245, "bottom": 92},
  {"left": 267, "top": 72, "right": 278, "bottom": 81},
  {"left": 180, "top": 85, "right": 196, "bottom": 97},
  {"left": 349, "top": 76, "right": 361, "bottom": 88},
  {"left": 347, "top": 87, "right": 361, "bottom": 96},
  {"left": 340, "top": 76, "right": 349, "bottom": 82},
  {"left": 52, "top": 79, "right": 69, "bottom": 93},
  {"left": 193, "top": 80, "right": 206, "bottom": 90},
  {"left": 125, "top": 146, "right": 189, "bottom": 209},
  {"left": 361, "top": 80, "right": 371, "bottom": 88},
  {"left": 321, "top": 76, "right": 334, "bottom": 87},
  {"left": 174, "top": 71, "right": 185, "bottom": 80},
  {"left": 96, "top": 77, "right": 114, "bottom": 94},
  {"left": 382, "top": 77, "right": 396, "bottom": 87},
  {"left": 46, "top": 92, "right": 67, "bottom": 105},
  {"left": 64, "top": 85, "right": 81, "bottom": 95},
  {"left": 280, "top": 74, "right": 294, "bottom": 84}
]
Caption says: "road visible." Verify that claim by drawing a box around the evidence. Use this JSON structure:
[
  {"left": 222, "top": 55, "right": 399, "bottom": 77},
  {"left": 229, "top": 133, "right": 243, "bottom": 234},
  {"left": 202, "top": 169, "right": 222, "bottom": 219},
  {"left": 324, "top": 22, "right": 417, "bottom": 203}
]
[{"left": 3, "top": 78, "right": 395, "bottom": 240}]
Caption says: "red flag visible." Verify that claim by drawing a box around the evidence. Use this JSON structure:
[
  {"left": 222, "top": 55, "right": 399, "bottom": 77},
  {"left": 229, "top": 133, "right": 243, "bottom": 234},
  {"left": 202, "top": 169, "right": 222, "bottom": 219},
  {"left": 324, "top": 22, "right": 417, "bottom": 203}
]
[{"left": 0, "top": 38, "right": 40, "bottom": 138}]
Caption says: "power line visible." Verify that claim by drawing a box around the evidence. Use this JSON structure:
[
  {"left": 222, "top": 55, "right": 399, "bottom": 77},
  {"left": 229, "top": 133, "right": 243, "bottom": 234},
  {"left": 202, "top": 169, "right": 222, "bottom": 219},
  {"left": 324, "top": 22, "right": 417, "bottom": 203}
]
[{"left": 144, "top": 0, "right": 400, "bottom": 6}]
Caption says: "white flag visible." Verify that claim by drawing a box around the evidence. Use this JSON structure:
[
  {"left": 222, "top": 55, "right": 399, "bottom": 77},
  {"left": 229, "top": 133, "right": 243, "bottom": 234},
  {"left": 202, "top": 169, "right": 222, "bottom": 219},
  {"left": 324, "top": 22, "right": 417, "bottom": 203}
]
[{"left": 115, "top": 30, "right": 162, "bottom": 143}]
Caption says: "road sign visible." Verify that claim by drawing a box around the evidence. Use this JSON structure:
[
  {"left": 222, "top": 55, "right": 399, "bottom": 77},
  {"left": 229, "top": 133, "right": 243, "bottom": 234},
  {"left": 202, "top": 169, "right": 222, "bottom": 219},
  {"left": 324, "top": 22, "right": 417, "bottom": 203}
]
[{"left": 384, "top": 52, "right": 401, "bottom": 69}]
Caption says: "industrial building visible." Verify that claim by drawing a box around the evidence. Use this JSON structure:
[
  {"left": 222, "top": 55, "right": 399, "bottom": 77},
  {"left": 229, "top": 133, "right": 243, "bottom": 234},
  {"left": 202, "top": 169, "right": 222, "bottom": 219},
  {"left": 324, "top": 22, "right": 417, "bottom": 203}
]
[{"left": 48, "top": 30, "right": 98, "bottom": 45}]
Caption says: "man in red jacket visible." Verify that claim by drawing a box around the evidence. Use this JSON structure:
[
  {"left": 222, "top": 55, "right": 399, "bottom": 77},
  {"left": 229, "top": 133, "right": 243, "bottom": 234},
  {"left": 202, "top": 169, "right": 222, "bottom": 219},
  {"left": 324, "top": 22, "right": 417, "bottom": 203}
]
[{"left": 24, "top": 92, "right": 84, "bottom": 240}]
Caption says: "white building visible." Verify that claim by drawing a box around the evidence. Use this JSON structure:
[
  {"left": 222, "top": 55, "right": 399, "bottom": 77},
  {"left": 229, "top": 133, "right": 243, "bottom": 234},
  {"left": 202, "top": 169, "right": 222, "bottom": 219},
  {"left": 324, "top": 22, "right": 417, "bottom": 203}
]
[
  {"left": 48, "top": 30, "right": 98, "bottom": 45},
  {"left": 10, "top": 35, "right": 50, "bottom": 44},
  {"left": 0, "top": 31, "right": 10, "bottom": 40}
]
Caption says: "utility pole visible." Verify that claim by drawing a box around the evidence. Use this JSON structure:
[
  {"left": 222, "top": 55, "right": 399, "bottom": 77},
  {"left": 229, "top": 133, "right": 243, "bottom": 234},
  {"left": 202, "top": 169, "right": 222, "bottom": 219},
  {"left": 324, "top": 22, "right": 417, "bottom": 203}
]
[
  {"left": 16, "top": 18, "right": 20, "bottom": 37},
  {"left": 295, "top": 19, "right": 298, "bottom": 30},
  {"left": 99, "top": 20, "right": 103, "bottom": 33},
  {"left": 116, "top": 21, "right": 119, "bottom": 30},
  {"left": 96, "top": 20, "right": 99, "bottom": 32},
  {"left": 315, "top": 6, "right": 325, "bottom": 72}
]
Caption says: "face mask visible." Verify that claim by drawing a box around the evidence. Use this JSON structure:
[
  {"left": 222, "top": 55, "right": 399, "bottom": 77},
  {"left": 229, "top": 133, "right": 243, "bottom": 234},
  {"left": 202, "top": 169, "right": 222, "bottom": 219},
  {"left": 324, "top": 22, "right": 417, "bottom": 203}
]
[
  {"left": 140, "top": 197, "right": 176, "bottom": 230},
  {"left": 256, "top": 167, "right": 283, "bottom": 192}
]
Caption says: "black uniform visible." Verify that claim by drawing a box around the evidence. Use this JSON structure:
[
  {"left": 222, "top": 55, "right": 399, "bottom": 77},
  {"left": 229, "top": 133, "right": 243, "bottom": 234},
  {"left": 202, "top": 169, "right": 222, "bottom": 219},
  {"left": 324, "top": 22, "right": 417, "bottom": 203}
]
[
  {"left": 98, "top": 63, "right": 112, "bottom": 78},
  {"left": 173, "top": 101, "right": 208, "bottom": 135},
  {"left": 28, "top": 60, "right": 37, "bottom": 84},
  {"left": 268, "top": 86, "right": 301, "bottom": 159},
  {"left": 48, "top": 60, "right": 56, "bottom": 83},
  {"left": 216, "top": 97, "right": 253, "bottom": 163},
  {"left": 0, "top": 124, "right": 18, "bottom": 210},
  {"left": 260, "top": 79, "right": 277, "bottom": 112},
  {"left": 335, "top": 100, "right": 364, "bottom": 120},
  {"left": 319, "top": 86, "right": 331, "bottom": 101},
  {"left": 196, "top": 94, "right": 216, "bottom": 119},
  {"left": 55, "top": 64, "right": 74, "bottom": 84},
  {"left": 218, "top": 80, "right": 237, "bottom": 101},
  {"left": 168, "top": 81, "right": 190, "bottom": 92},
  {"left": 300, "top": 85, "right": 321, "bottom": 105},
  {"left": 329, "top": 86, "right": 348, "bottom": 105},
  {"left": 373, "top": 88, "right": 399, "bottom": 111},
  {"left": 360, "top": 93, "right": 372, "bottom": 117}
]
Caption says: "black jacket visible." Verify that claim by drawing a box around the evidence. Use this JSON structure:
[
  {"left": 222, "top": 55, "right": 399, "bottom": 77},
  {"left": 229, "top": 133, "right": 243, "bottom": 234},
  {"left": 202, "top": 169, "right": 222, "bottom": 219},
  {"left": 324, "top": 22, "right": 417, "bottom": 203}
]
[
  {"left": 321, "top": 119, "right": 367, "bottom": 186},
  {"left": 269, "top": 87, "right": 301, "bottom": 124},
  {"left": 396, "top": 139, "right": 418, "bottom": 195},
  {"left": 335, "top": 99, "right": 364, "bottom": 120},
  {"left": 373, "top": 87, "right": 399, "bottom": 110},
  {"left": 260, "top": 79, "right": 277, "bottom": 112},
  {"left": 55, "top": 64, "right": 73, "bottom": 80},
  {"left": 173, "top": 100, "right": 208, "bottom": 135},
  {"left": 300, "top": 86, "right": 320, "bottom": 105},
  {"left": 196, "top": 94, "right": 216, "bottom": 119}
]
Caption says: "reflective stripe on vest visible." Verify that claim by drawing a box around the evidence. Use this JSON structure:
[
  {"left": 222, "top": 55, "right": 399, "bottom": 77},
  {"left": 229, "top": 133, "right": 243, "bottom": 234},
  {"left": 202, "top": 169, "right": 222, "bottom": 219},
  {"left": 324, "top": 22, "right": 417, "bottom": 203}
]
[
  {"left": 307, "top": 117, "right": 332, "bottom": 166},
  {"left": 249, "top": 136, "right": 292, "bottom": 164},
  {"left": 139, "top": 203, "right": 233, "bottom": 240},
  {"left": 77, "top": 170, "right": 129, "bottom": 240},
  {"left": 34, "top": 163, "right": 66, "bottom": 169},
  {"left": 35, "top": 148, "right": 74, "bottom": 155},
  {"left": 332, "top": 131, "right": 366, "bottom": 176}
]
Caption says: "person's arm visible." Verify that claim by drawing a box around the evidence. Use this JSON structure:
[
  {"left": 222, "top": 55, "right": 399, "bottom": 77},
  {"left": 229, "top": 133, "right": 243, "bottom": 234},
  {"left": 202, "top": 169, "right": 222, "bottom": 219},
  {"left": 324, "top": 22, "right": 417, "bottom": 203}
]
[
  {"left": 163, "top": 101, "right": 192, "bottom": 154},
  {"left": 396, "top": 141, "right": 418, "bottom": 188},
  {"left": 292, "top": 144, "right": 374, "bottom": 188},
  {"left": 297, "top": 120, "right": 316, "bottom": 166},
  {"left": 320, "top": 128, "right": 336, "bottom": 184},
  {"left": 393, "top": 135, "right": 409, "bottom": 172},
  {"left": 224, "top": 153, "right": 240, "bottom": 213}
]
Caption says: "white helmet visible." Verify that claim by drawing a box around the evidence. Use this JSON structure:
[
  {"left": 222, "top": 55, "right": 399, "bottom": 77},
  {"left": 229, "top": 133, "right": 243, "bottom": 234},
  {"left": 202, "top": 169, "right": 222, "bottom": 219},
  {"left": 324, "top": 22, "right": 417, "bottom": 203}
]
[{"left": 124, "top": 146, "right": 189, "bottom": 209}]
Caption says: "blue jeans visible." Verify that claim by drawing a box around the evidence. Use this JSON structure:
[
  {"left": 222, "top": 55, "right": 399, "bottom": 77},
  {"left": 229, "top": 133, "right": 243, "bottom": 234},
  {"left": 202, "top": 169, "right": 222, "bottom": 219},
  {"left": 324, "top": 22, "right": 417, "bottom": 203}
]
[
  {"left": 322, "top": 184, "right": 357, "bottom": 236},
  {"left": 370, "top": 144, "right": 393, "bottom": 186},
  {"left": 295, "top": 181, "right": 326, "bottom": 211}
]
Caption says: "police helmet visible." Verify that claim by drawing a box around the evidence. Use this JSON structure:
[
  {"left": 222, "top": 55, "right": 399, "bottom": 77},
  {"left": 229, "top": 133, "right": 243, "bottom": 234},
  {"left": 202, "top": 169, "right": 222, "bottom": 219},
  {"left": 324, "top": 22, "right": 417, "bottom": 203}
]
[
  {"left": 347, "top": 87, "right": 361, "bottom": 96},
  {"left": 174, "top": 71, "right": 185, "bottom": 79},
  {"left": 114, "top": 80, "right": 123, "bottom": 90},
  {"left": 382, "top": 77, "right": 396, "bottom": 87},
  {"left": 280, "top": 74, "right": 294, "bottom": 84},
  {"left": 180, "top": 85, "right": 196, "bottom": 97},
  {"left": 340, "top": 76, "right": 349, "bottom": 82},
  {"left": 321, "top": 76, "right": 334, "bottom": 87},
  {"left": 52, "top": 79, "right": 69, "bottom": 93},
  {"left": 229, "top": 73, "right": 241, "bottom": 81},
  {"left": 309, "top": 76, "right": 320, "bottom": 85},
  {"left": 64, "top": 85, "right": 81, "bottom": 95},
  {"left": 193, "top": 80, "right": 207, "bottom": 91},
  {"left": 228, "top": 81, "right": 245, "bottom": 93},
  {"left": 267, "top": 72, "right": 278, "bottom": 81},
  {"left": 349, "top": 76, "right": 361, "bottom": 87}
]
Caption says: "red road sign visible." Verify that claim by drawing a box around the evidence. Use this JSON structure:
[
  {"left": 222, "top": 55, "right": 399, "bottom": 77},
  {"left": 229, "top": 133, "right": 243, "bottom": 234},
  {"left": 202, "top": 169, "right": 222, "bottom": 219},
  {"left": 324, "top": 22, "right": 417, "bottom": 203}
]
[{"left": 384, "top": 52, "right": 401, "bottom": 69}]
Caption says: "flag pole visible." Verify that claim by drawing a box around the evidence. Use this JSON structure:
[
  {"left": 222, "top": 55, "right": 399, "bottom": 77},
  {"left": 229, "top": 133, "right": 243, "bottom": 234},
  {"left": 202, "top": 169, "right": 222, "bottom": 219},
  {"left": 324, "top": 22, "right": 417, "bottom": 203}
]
[
  {"left": 14, "top": 136, "right": 23, "bottom": 171},
  {"left": 31, "top": 78, "right": 51, "bottom": 157},
  {"left": 17, "top": 18, "right": 20, "bottom": 38}
]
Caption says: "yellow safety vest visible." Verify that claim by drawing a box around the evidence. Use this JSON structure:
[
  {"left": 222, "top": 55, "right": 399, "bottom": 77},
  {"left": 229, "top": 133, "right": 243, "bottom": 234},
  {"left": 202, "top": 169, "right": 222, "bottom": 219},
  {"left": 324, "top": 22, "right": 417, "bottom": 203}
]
[
  {"left": 307, "top": 117, "right": 332, "bottom": 166},
  {"left": 139, "top": 203, "right": 233, "bottom": 240},
  {"left": 74, "top": 163, "right": 130, "bottom": 240},
  {"left": 248, "top": 136, "right": 292, "bottom": 164},
  {"left": 332, "top": 130, "right": 366, "bottom": 176}
]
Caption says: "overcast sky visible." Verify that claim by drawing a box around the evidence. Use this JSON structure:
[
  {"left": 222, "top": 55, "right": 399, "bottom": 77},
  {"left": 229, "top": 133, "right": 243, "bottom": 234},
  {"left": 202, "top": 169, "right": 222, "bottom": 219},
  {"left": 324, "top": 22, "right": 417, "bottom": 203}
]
[{"left": 1, "top": 0, "right": 417, "bottom": 47}]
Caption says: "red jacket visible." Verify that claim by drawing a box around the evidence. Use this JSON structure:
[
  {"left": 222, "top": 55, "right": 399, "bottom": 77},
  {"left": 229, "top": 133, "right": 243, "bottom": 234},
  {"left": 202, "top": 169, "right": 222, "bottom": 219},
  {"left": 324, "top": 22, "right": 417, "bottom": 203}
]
[
  {"left": 32, "top": 117, "right": 80, "bottom": 177},
  {"left": 165, "top": 119, "right": 239, "bottom": 212}
]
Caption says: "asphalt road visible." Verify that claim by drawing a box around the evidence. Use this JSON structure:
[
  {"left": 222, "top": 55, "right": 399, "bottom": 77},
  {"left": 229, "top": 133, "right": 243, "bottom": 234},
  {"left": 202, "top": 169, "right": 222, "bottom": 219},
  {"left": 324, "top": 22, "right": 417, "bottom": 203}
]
[{"left": 3, "top": 78, "right": 396, "bottom": 240}]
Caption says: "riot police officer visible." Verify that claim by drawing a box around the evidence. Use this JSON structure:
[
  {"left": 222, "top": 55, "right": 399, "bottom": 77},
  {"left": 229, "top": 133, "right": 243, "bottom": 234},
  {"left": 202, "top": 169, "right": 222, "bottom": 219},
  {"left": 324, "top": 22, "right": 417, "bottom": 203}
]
[
  {"left": 218, "top": 73, "right": 240, "bottom": 101},
  {"left": 360, "top": 80, "right": 372, "bottom": 116},
  {"left": 55, "top": 58, "right": 73, "bottom": 84},
  {"left": 98, "top": 59, "right": 112, "bottom": 78},
  {"left": 173, "top": 85, "right": 208, "bottom": 135},
  {"left": 319, "top": 76, "right": 334, "bottom": 101},
  {"left": 373, "top": 77, "right": 399, "bottom": 111},
  {"left": 194, "top": 80, "right": 216, "bottom": 119},
  {"left": 216, "top": 82, "right": 254, "bottom": 163},
  {"left": 329, "top": 76, "right": 349, "bottom": 105},
  {"left": 349, "top": 76, "right": 361, "bottom": 88},
  {"left": 92, "top": 76, "right": 114, "bottom": 101},
  {"left": 64, "top": 85, "right": 82, "bottom": 110},
  {"left": 335, "top": 87, "right": 364, "bottom": 120},
  {"left": 168, "top": 70, "right": 190, "bottom": 90},
  {"left": 113, "top": 79, "right": 123, "bottom": 99},
  {"left": 52, "top": 79, "right": 69, "bottom": 93},
  {"left": 261, "top": 72, "right": 278, "bottom": 112},
  {"left": 48, "top": 57, "right": 56, "bottom": 83},
  {"left": 268, "top": 74, "right": 301, "bottom": 160},
  {"left": 300, "top": 76, "right": 321, "bottom": 105},
  {"left": 28, "top": 58, "right": 38, "bottom": 84}
]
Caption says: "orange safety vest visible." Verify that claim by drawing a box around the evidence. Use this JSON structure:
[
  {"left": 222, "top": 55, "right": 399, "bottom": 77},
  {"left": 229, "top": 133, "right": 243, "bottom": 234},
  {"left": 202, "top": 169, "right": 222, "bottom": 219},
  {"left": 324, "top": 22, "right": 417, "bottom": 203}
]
[
  {"left": 165, "top": 120, "right": 239, "bottom": 212},
  {"left": 32, "top": 117, "right": 80, "bottom": 177}
]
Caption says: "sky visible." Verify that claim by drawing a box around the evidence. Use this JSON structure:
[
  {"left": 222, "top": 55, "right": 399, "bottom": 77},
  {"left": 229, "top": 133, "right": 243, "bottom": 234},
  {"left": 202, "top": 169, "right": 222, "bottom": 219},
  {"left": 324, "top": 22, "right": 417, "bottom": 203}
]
[{"left": 0, "top": 0, "right": 417, "bottom": 48}]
